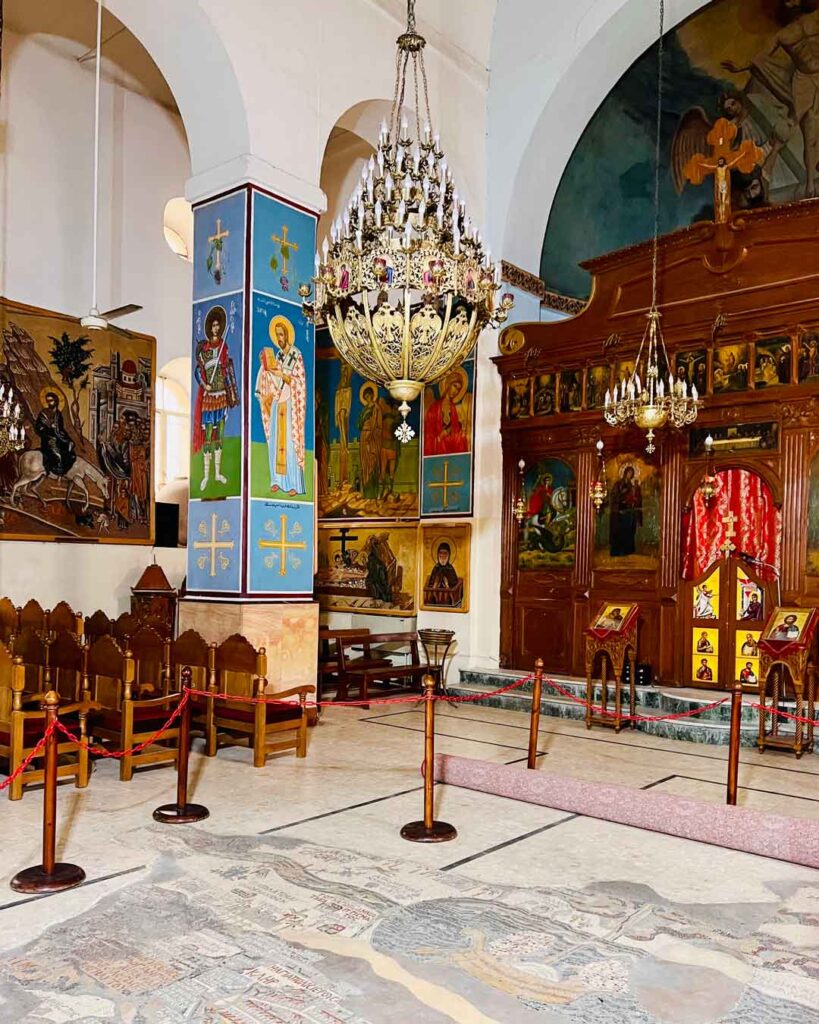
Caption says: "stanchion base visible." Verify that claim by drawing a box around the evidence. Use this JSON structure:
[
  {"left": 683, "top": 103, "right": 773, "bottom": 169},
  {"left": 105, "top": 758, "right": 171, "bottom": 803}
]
[
  {"left": 400, "top": 820, "right": 457, "bottom": 843},
  {"left": 152, "top": 803, "right": 210, "bottom": 824},
  {"left": 10, "top": 863, "right": 85, "bottom": 894}
]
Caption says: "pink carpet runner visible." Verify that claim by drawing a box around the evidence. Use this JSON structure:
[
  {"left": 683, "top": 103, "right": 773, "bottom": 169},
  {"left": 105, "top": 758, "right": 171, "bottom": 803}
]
[{"left": 434, "top": 754, "right": 819, "bottom": 869}]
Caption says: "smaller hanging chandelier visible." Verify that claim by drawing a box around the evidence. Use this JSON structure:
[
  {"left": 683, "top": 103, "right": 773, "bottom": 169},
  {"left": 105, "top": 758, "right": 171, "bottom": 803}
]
[
  {"left": 602, "top": 0, "right": 699, "bottom": 454},
  {"left": 588, "top": 440, "right": 608, "bottom": 512},
  {"left": 301, "top": 0, "right": 513, "bottom": 441},
  {"left": 513, "top": 459, "right": 528, "bottom": 525},
  {"left": 0, "top": 383, "right": 26, "bottom": 458},
  {"left": 698, "top": 433, "right": 719, "bottom": 503}
]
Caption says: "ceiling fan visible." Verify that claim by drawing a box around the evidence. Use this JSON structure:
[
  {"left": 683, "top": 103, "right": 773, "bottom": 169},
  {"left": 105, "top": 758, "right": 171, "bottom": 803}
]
[{"left": 80, "top": 0, "right": 141, "bottom": 332}]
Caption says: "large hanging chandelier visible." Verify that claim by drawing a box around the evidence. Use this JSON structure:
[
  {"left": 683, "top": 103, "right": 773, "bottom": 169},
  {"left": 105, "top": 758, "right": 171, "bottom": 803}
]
[
  {"left": 301, "top": 0, "right": 513, "bottom": 442},
  {"left": 603, "top": 0, "right": 699, "bottom": 454}
]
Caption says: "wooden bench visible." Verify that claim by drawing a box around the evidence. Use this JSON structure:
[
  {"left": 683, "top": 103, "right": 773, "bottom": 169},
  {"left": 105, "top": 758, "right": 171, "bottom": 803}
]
[
  {"left": 335, "top": 631, "right": 440, "bottom": 708},
  {"left": 318, "top": 628, "right": 392, "bottom": 703}
]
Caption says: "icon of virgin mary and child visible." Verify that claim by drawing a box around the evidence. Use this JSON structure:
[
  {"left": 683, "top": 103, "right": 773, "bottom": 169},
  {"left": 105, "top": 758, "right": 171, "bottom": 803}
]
[{"left": 255, "top": 315, "right": 307, "bottom": 496}]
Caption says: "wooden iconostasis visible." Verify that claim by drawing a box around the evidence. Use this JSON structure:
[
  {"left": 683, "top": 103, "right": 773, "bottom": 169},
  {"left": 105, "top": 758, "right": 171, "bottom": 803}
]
[{"left": 495, "top": 201, "right": 819, "bottom": 687}]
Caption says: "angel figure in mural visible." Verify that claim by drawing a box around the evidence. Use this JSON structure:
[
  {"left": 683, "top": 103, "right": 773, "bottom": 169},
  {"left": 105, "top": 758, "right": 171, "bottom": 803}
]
[
  {"left": 424, "top": 368, "right": 470, "bottom": 457},
  {"left": 255, "top": 315, "right": 307, "bottom": 496},
  {"left": 694, "top": 584, "right": 717, "bottom": 620},
  {"left": 193, "top": 305, "right": 239, "bottom": 491}
]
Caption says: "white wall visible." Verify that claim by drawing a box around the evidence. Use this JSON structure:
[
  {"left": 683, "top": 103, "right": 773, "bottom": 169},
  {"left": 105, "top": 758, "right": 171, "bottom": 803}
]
[{"left": 0, "top": 29, "right": 192, "bottom": 614}]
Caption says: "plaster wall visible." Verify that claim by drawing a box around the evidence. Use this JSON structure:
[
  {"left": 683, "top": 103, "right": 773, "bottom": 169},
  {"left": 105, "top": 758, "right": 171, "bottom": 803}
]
[{"left": 0, "top": 29, "right": 191, "bottom": 614}]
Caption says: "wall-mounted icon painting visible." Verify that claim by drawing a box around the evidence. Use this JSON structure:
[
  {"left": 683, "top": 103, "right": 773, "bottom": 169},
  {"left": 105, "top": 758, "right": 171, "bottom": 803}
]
[
  {"left": 755, "top": 336, "right": 792, "bottom": 388},
  {"left": 532, "top": 373, "right": 556, "bottom": 416},
  {"left": 315, "top": 523, "right": 419, "bottom": 616},
  {"left": 712, "top": 343, "right": 749, "bottom": 393},
  {"left": 675, "top": 348, "right": 707, "bottom": 394},
  {"left": 799, "top": 331, "right": 819, "bottom": 383},
  {"left": 585, "top": 364, "right": 610, "bottom": 410},
  {"left": 507, "top": 379, "right": 531, "bottom": 420},
  {"left": 517, "top": 458, "right": 577, "bottom": 570},
  {"left": 558, "top": 369, "right": 582, "bottom": 412},
  {"left": 419, "top": 523, "right": 471, "bottom": 613},
  {"left": 593, "top": 453, "right": 661, "bottom": 570}
]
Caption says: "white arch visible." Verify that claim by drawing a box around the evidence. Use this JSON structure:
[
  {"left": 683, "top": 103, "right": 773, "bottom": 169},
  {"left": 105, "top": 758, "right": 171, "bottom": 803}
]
[
  {"left": 488, "top": 0, "right": 709, "bottom": 273},
  {"left": 105, "top": 0, "right": 250, "bottom": 185}
]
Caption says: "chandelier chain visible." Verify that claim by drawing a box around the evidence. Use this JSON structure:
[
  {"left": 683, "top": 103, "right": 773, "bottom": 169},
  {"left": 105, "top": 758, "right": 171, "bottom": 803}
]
[
  {"left": 650, "top": 0, "right": 665, "bottom": 312},
  {"left": 406, "top": 0, "right": 417, "bottom": 34}
]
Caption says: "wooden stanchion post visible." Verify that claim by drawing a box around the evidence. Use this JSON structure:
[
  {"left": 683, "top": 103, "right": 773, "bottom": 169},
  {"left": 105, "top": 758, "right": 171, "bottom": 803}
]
[
  {"left": 11, "top": 691, "right": 86, "bottom": 894},
  {"left": 401, "top": 674, "right": 457, "bottom": 843},
  {"left": 153, "top": 668, "right": 209, "bottom": 824},
  {"left": 726, "top": 680, "right": 743, "bottom": 806},
  {"left": 527, "top": 658, "right": 544, "bottom": 769}
]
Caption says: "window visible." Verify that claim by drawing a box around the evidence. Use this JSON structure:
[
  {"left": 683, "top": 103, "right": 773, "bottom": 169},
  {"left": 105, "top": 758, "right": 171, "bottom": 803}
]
[{"left": 155, "top": 373, "right": 190, "bottom": 490}]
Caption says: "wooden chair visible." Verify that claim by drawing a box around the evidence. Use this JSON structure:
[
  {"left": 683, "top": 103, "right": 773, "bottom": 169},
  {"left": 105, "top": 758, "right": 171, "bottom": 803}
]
[
  {"left": 0, "top": 641, "right": 91, "bottom": 801},
  {"left": 112, "top": 612, "right": 141, "bottom": 645},
  {"left": 11, "top": 627, "right": 51, "bottom": 695},
  {"left": 49, "top": 600, "right": 84, "bottom": 639},
  {"left": 0, "top": 597, "right": 18, "bottom": 644},
  {"left": 49, "top": 630, "right": 89, "bottom": 704},
  {"left": 336, "top": 631, "right": 439, "bottom": 707},
  {"left": 19, "top": 599, "right": 47, "bottom": 636},
  {"left": 170, "top": 629, "right": 215, "bottom": 735},
  {"left": 209, "top": 633, "right": 313, "bottom": 766},
  {"left": 84, "top": 609, "right": 113, "bottom": 644},
  {"left": 129, "top": 625, "right": 170, "bottom": 697},
  {"left": 86, "top": 635, "right": 180, "bottom": 782}
]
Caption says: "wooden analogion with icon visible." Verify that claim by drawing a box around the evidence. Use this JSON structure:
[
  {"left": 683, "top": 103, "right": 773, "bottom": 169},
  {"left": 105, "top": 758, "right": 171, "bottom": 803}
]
[
  {"left": 495, "top": 199, "right": 819, "bottom": 686},
  {"left": 757, "top": 607, "right": 818, "bottom": 758},
  {"left": 584, "top": 602, "right": 638, "bottom": 732}
]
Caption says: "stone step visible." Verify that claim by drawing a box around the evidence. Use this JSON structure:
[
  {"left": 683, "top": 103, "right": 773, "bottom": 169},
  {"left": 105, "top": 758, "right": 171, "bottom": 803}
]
[{"left": 449, "top": 680, "right": 811, "bottom": 750}]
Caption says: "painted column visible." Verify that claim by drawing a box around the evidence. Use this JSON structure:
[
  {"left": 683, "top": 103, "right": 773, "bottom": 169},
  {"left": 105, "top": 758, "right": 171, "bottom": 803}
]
[{"left": 186, "top": 185, "right": 317, "bottom": 600}]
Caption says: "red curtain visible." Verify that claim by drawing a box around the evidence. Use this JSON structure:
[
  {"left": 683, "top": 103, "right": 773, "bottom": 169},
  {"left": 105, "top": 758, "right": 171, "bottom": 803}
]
[{"left": 681, "top": 469, "right": 780, "bottom": 580}]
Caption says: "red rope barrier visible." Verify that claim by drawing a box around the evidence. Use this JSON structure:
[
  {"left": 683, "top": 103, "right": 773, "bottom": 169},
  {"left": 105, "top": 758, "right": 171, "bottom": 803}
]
[
  {"left": 0, "top": 720, "right": 56, "bottom": 791},
  {"left": 184, "top": 674, "right": 535, "bottom": 709},
  {"left": 544, "top": 676, "right": 730, "bottom": 722},
  {"left": 55, "top": 692, "right": 189, "bottom": 759},
  {"left": 750, "top": 703, "right": 819, "bottom": 727}
]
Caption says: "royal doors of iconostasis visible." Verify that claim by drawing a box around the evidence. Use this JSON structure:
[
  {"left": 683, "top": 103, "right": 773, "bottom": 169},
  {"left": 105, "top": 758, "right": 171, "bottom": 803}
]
[{"left": 684, "top": 555, "right": 774, "bottom": 692}]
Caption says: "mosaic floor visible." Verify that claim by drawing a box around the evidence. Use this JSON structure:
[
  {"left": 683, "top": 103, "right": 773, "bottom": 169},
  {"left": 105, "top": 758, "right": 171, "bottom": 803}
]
[{"left": 2, "top": 702, "right": 818, "bottom": 1022}]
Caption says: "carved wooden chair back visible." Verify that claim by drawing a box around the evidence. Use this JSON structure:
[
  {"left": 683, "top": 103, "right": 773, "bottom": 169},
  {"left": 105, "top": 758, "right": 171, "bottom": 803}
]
[
  {"left": 0, "top": 640, "right": 18, "bottom": 723},
  {"left": 49, "top": 600, "right": 83, "bottom": 639},
  {"left": 0, "top": 598, "right": 18, "bottom": 644},
  {"left": 19, "top": 599, "right": 47, "bottom": 636},
  {"left": 11, "top": 627, "right": 50, "bottom": 693},
  {"left": 129, "top": 625, "right": 170, "bottom": 695},
  {"left": 84, "top": 609, "right": 113, "bottom": 644},
  {"left": 214, "top": 634, "right": 266, "bottom": 697},
  {"left": 112, "top": 612, "right": 141, "bottom": 645},
  {"left": 49, "top": 630, "right": 88, "bottom": 703},
  {"left": 170, "top": 629, "right": 213, "bottom": 693},
  {"left": 86, "top": 635, "right": 132, "bottom": 711}
]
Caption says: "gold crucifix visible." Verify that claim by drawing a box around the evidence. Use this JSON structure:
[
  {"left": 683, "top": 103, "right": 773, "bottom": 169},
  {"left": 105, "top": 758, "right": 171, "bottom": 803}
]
[
  {"left": 682, "top": 118, "right": 764, "bottom": 224},
  {"left": 194, "top": 513, "right": 234, "bottom": 577},
  {"left": 208, "top": 218, "right": 230, "bottom": 275},
  {"left": 428, "top": 459, "right": 464, "bottom": 511},
  {"left": 258, "top": 514, "right": 307, "bottom": 576},
  {"left": 720, "top": 510, "right": 738, "bottom": 554},
  {"left": 271, "top": 225, "right": 299, "bottom": 276}
]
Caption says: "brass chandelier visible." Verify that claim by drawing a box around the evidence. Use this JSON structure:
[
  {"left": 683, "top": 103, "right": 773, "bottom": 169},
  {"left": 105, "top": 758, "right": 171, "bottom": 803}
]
[
  {"left": 602, "top": 0, "right": 699, "bottom": 453},
  {"left": 301, "top": 0, "right": 513, "bottom": 442}
]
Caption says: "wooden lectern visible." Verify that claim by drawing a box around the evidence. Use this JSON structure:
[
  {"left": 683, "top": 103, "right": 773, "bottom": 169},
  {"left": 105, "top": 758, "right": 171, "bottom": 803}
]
[
  {"left": 757, "top": 607, "right": 818, "bottom": 758},
  {"left": 584, "top": 602, "right": 639, "bottom": 733}
]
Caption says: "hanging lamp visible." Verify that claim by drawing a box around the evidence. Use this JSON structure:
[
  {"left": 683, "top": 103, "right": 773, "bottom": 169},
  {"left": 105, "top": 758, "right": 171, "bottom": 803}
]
[
  {"left": 603, "top": 0, "right": 699, "bottom": 453},
  {"left": 301, "top": 0, "right": 513, "bottom": 442}
]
